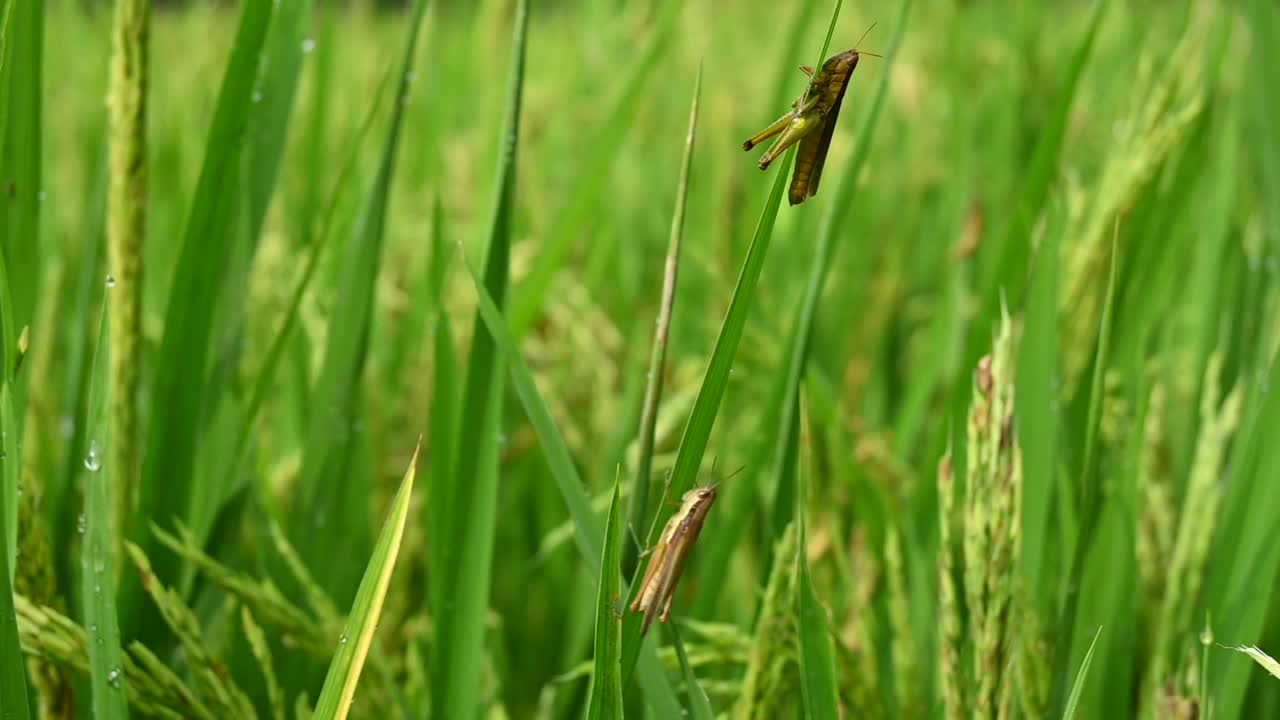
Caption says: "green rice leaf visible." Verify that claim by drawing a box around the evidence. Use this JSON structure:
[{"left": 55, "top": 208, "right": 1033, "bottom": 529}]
[
  {"left": 619, "top": 73, "right": 798, "bottom": 686},
  {"left": 432, "top": 2, "right": 529, "bottom": 718},
  {"left": 585, "top": 470, "right": 624, "bottom": 720},
  {"left": 461, "top": 235, "right": 683, "bottom": 719},
  {"left": 1062, "top": 626, "right": 1102, "bottom": 720},
  {"left": 82, "top": 282, "right": 129, "bottom": 719},
  {"left": 122, "top": 0, "right": 274, "bottom": 637},
  {"left": 313, "top": 443, "right": 418, "bottom": 720},
  {"left": 670, "top": 622, "right": 713, "bottom": 720}
]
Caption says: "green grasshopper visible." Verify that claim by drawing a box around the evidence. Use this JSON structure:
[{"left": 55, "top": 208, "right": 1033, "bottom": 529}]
[{"left": 744, "top": 28, "right": 879, "bottom": 205}]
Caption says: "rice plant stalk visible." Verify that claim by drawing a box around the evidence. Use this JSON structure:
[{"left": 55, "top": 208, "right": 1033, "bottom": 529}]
[{"left": 105, "top": 0, "right": 148, "bottom": 554}]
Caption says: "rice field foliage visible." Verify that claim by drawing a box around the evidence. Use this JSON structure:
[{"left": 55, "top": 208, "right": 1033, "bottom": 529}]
[{"left": 3, "top": 0, "right": 1280, "bottom": 717}]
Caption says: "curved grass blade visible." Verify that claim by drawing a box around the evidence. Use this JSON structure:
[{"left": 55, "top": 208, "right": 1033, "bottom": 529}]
[
  {"left": 81, "top": 281, "right": 129, "bottom": 719},
  {"left": 670, "top": 622, "right": 713, "bottom": 720},
  {"left": 289, "top": 0, "right": 428, "bottom": 604},
  {"left": 462, "top": 243, "right": 683, "bottom": 718},
  {"left": 121, "top": 0, "right": 273, "bottom": 638},
  {"left": 1062, "top": 627, "right": 1102, "bottom": 720},
  {"left": 795, "top": 389, "right": 839, "bottom": 719},
  {"left": 313, "top": 443, "right": 418, "bottom": 720},
  {"left": 585, "top": 471, "right": 624, "bottom": 720},
  {"left": 627, "top": 66, "right": 701, "bottom": 569},
  {"left": 432, "top": 1, "right": 528, "bottom": 717}
]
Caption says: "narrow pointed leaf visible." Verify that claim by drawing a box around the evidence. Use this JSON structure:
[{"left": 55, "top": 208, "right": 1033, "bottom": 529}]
[{"left": 313, "top": 443, "right": 419, "bottom": 720}]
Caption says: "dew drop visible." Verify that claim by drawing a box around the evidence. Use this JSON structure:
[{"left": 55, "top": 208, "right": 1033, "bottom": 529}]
[
  {"left": 105, "top": 275, "right": 116, "bottom": 288},
  {"left": 76, "top": 514, "right": 87, "bottom": 534},
  {"left": 302, "top": 38, "right": 316, "bottom": 54},
  {"left": 107, "top": 666, "right": 121, "bottom": 688},
  {"left": 252, "top": 89, "right": 263, "bottom": 103},
  {"left": 84, "top": 441, "right": 102, "bottom": 472},
  {"left": 339, "top": 634, "right": 349, "bottom": 645}
]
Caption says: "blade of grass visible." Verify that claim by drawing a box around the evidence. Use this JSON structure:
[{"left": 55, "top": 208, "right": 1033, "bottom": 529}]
[
  {"left": 626, "top": 65, "right": 701, "bottom": 569},
  {"left": 0, "top": 0, "right": 44, "bottom": 578},
  {"left": 82, "top": 281, "right": 129, "bottom": 720},
  {"left": 1063, "top": 626, "right": 1102, "bottom": 720},
  {"left": 585, "top": 470, "right": 624, "bottom": 720},
  {"left": 619, "top": 141, "right": 793, "bottom": 687},
  {"left": 1017, "top": 205, "right": 1062, "bottom": 602},
  {"left": 52, "top": 147, "right": 109, "bottom": 595},
  {"left": 312, "top": 443, "right": 418, "bottom": 720},
  {"left": 425, "top": 194, "right": 460, "bottom": 637},
  {"left": 669, "top": 622, "right": 713, "bottom": 720},
  {"left": 121, "top": 0, "right": 273, "bottom": 639},
  {"left": 795, "top": 387, "right": 840, "bottom": 720},
  {"left": 243, "top": 0, "right": 312, "bottom": 244},
  {"left": 289, "top": 0, "right": 428, "bottom": 604},
  {"left": 461, "top": 240, "right": 683, "bottom": 718},
  {"left": 432, "top": 2, "right": 527, "bottom": 717},
  {"left": 0, "top": 0, "right": 43, "bottom": 345},
  {"left": 508, "top": 0, "right": 682, "bottom": 336}
]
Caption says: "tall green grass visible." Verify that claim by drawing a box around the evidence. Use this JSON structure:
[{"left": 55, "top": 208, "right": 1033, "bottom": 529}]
[{"left": 3, "top": 0, "right": 1279, "bottom": 718}]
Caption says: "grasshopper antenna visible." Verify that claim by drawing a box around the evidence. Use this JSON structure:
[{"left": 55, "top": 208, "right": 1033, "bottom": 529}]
[
  {"left": 855, "top": 22, "right": 878, "bottom": 49},
  {"left": 710, "top": 463, "right": 747, "bottom": 491},
  {"left": 854, "top": 22, "right": 883, "bottom": 59}
]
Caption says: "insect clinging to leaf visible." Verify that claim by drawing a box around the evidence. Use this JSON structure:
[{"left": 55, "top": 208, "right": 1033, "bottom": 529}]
[
  {"left": 743, "top": 25, "right": 880, "bottom": 205},
  {"left": 629, "top": 484, "right": 718, "bottom": 635}
]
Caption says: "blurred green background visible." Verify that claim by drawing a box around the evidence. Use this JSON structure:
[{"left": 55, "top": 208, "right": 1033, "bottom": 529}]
[{"left": 5, "top": 0, "right": 1280, "bottom": 717}]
